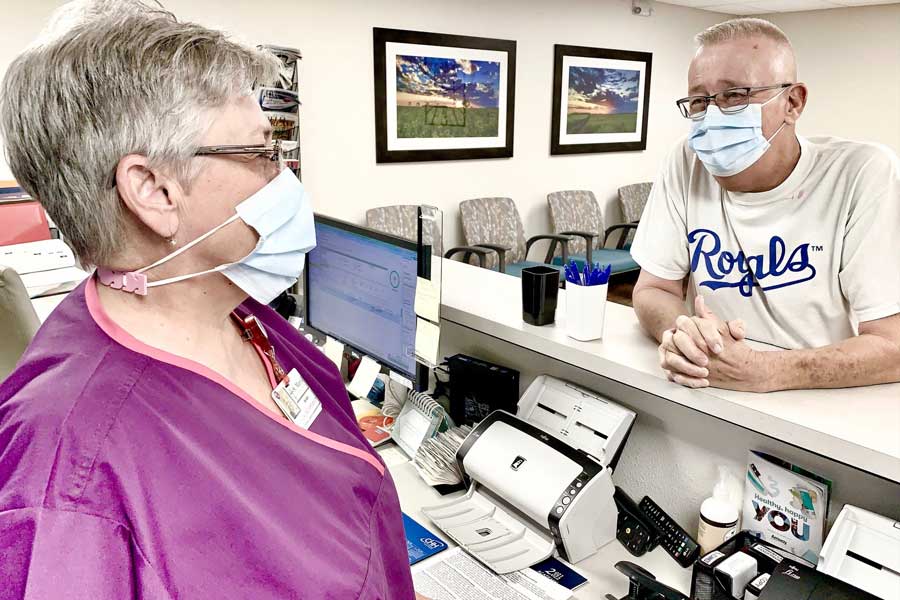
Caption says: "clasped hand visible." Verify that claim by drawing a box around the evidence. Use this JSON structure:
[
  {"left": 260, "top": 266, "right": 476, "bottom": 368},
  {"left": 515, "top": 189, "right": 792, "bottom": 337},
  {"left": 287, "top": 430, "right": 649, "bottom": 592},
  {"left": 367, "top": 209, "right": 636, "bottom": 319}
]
[{"left": 658, "top": 296, "right": 769, "bottom": 392}]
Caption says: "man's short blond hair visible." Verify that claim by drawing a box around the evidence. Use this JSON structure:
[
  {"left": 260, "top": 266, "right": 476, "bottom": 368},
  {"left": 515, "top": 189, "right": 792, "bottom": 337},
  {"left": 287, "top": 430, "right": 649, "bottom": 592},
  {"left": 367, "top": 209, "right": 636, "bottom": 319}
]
[{"left": 695, "top": 17, "right": 792, "bottom": 48}]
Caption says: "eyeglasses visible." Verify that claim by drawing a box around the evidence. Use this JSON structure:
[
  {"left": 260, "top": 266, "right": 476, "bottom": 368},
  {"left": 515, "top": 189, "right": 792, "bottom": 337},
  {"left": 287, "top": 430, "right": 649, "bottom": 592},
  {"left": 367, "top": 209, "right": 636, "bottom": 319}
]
[
  {"left": 676, "top": 83, "right": 792, "bottom": 120},
  {"left": 194, "top": 139, "right": 299, "bottom": 166}
]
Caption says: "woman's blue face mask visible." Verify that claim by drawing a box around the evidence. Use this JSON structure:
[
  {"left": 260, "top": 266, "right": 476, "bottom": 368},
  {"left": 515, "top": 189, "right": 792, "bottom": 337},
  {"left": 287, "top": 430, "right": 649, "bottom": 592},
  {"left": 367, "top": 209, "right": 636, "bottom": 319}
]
[{"left": 98, "top": 168, "right": 316, "bottom": 304}]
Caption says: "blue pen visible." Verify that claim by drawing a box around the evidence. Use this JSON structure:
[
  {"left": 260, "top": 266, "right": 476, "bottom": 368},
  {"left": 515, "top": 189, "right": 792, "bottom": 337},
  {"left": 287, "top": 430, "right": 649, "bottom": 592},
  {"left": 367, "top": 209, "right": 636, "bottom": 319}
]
[
  {"left": 568, "top": 259, "right": 582, "bottom": 286},
  {"left": 598, "top": 264, "right": 611, "bottom": 285}
]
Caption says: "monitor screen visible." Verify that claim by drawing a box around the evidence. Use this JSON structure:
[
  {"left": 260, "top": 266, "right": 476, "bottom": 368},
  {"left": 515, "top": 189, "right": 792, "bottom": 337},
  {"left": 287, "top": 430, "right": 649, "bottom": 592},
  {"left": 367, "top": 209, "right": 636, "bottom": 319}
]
[{"left": 306, "top": 215, "right": 418, "bottom": 381}]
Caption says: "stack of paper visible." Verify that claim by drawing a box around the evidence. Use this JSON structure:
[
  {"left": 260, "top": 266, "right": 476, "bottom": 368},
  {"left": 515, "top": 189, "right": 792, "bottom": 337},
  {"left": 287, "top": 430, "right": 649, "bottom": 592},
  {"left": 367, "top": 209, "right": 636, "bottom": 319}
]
[
  {"left": 412, "top": 547, "right": 571, "bottom": 600},
  {"left": 413, "top": 425, "right": 471, "bottom": 487}
]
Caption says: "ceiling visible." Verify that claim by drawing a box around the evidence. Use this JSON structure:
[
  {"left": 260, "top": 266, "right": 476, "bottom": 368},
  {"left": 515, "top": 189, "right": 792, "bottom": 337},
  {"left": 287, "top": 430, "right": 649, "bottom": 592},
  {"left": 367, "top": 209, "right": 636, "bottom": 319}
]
[{"left": 658, "top": 0, "right": 900, "bottom": 15}]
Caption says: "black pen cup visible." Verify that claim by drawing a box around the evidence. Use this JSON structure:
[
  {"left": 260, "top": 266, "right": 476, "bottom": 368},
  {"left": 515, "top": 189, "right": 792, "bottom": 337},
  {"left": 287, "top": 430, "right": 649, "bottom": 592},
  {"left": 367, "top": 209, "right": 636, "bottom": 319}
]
[{"left": 521, "top": 266, "right": 559, "bottom": 326}]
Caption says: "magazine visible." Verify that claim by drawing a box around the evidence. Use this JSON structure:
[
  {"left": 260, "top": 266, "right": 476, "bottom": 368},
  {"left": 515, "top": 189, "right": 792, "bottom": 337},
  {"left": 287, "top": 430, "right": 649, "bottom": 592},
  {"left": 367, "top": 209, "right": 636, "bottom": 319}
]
[{"left": 743, "top": 450, "right": 832, "bottom": 565}]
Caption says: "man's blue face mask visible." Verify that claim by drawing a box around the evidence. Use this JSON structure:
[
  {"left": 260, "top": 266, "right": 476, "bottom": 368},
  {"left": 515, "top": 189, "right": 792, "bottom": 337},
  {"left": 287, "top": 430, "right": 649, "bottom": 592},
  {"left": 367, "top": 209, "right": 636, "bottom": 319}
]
[{"left": 688, "top": 87, "right": 790, "bottom": 178}]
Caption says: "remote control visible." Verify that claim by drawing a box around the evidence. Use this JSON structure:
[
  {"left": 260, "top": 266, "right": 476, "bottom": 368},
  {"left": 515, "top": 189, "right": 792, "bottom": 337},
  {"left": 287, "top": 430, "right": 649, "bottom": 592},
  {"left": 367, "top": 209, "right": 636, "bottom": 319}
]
[{"left": 639, "top": 496, "right": 701, "bottom": 567}]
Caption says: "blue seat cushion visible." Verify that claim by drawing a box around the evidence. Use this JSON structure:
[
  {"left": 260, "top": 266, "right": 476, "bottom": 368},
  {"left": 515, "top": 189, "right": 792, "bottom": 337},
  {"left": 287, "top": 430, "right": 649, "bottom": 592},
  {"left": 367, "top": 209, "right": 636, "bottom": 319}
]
[
  {"left": 496, "top": 261, "right": 565, "bottom": 281},
  {"left": 552, "top": 248, "right": 639, "bottom": 275}
]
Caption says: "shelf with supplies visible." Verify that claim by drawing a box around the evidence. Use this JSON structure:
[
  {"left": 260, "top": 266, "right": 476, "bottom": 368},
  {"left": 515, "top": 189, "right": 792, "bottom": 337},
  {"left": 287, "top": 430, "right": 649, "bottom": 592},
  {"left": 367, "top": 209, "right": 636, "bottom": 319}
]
[{"left": 437, "top": 259, "right": 900, "bottom": 484}]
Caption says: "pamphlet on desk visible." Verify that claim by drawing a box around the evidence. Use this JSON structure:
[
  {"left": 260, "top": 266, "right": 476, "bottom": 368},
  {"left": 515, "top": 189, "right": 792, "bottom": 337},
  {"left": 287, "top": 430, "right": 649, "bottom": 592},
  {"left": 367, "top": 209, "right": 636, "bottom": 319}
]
[
  {"left": 743, "top": 450, "right": 831, "bottom": 565},
  {"left": 352, "top": 399, "right": 393, "bottom": 447},
  {"left": 528, "top": 557, "right": 588, "bottom": 591},
  {"left": 402, "top": 512, "right": 448, "bottom": 566}
]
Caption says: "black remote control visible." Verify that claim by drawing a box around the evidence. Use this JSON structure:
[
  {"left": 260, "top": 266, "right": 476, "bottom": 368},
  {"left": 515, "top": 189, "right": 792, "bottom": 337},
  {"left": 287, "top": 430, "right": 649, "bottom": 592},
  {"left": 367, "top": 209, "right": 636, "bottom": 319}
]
[{"left": 638, "top": 496, "right": 700, "bottom": 567}]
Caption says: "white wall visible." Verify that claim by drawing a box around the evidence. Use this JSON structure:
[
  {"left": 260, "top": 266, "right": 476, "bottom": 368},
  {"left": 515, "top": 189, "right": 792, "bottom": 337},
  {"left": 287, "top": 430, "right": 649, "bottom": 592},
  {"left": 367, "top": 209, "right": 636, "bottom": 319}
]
[
  {"left": 757, "top": 4, "right": 900, "bottom": 155},
  {"left": 2, "top": 1, "right": 897, "bottom": 249},
  {"left": 0, "top": 0, "right": 725, "bottom": 249}
]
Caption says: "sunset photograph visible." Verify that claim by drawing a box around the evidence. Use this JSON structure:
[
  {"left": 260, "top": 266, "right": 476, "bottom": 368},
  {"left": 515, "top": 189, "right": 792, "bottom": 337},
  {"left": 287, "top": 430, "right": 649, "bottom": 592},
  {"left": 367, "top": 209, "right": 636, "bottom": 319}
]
[
  {"left": 395, "top": 55, "right": 500, "bottom": 139},
  {"left": 566, "top": 66, "right": 640, "bottom": 135}
]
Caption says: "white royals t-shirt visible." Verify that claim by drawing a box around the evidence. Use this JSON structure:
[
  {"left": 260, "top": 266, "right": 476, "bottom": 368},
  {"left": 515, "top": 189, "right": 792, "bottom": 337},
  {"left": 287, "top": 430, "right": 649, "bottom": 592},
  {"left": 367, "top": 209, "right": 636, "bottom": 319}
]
[{"left": 631, "top": 135, "right": 900, "bottom": 350}]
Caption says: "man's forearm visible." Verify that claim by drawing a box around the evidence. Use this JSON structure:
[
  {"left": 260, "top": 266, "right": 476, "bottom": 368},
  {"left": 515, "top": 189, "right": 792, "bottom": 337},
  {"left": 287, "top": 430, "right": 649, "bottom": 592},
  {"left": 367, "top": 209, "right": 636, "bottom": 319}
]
[
  {"left": 759, "top": 334, "right": 900, "bottom": 391},
  {"left": 633, "top": 286, "right": 688, "bottom": 342}
]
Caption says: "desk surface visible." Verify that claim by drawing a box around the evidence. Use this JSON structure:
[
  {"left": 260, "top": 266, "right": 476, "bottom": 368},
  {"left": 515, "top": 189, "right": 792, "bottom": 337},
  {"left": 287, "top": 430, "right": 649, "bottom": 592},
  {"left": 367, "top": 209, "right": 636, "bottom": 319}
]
[
  {"left": 385, "top": 449, "right": 693, "bottom": 598},
  {"left": 439, "top": 259, "right": 900, "bottom": 484}
]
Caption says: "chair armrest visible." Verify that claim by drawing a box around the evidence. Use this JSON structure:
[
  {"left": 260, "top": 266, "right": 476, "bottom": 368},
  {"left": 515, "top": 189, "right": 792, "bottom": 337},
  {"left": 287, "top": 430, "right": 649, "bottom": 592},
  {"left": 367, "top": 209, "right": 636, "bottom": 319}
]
[
  {"left": 444, "top": 245, "right": 496, "bottom": 268},
  {"left": 603, "top": 223, "right": 639, "bottom": 250},
  {"left": 559, "top": 230, "right": 599, "bottom": 266},
  {"left": 472, "top": 244, "right": 510, "bottom": 273},
  {"left": 525, "top": 234, "right": 573, "bottom": 266}
]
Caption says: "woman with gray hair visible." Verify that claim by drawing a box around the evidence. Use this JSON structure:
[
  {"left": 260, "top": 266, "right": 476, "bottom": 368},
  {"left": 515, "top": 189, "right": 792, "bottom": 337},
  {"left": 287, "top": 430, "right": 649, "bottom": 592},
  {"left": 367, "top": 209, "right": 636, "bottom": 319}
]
[{"left": 0, "top": 2, "right": 417, "bottom": 598}]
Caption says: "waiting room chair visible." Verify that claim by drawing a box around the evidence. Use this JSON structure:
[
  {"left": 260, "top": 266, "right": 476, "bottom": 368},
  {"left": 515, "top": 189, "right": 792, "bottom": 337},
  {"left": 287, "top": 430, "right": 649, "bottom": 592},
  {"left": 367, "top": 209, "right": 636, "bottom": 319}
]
[
  {"left": 454, "top": 197, "right": 572, "bottom": 281},
  {"left": 366, "top": 205, "right": 428, "bottom": 248},
  {"left": 366, "top": 204, "right": 496, "bottom": 267},
  {"left": 0, "top": 266, "right": 41, "bottom": 381},
  {"left": 616, "top": 182, "right": 653, "bottom": 247},
  {"left": 546, "top": 190, "right": 639, "bottom": 276}
]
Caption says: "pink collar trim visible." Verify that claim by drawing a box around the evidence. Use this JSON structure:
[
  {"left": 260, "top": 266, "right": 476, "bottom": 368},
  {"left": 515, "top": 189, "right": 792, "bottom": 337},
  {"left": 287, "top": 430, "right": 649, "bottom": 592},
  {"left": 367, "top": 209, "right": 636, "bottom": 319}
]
[{"left": 85, "top": 274, "right": 384, "bottom": 477}]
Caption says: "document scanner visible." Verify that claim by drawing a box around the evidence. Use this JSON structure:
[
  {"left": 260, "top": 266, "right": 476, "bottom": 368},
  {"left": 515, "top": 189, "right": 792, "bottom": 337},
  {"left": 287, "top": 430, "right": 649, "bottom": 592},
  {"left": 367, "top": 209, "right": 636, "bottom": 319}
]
[
  {"left": 0, "top": 239, "right": 89, "bottom": 298},
  {"left": 422, "top": 375, "right": 636, "bottom": 574},
  {"left": 818, "top": 504, "right": 900, "bottom": 599}
]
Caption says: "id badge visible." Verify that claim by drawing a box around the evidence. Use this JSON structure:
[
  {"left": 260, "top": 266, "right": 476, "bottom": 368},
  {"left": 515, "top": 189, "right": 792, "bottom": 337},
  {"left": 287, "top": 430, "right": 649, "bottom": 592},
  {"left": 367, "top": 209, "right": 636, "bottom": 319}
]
[{"left": 272, "top": 368, "right": 322, "bottom": 429}]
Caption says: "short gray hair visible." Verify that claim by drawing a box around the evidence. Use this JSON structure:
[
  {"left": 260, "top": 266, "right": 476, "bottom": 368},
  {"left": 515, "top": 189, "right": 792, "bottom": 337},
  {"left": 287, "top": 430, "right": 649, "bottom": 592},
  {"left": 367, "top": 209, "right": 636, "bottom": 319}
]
[
  {"left": 0, "top": 0, "right": 280, "bottom": 266},
  {"left": 695, "top": 17, "right": 792, "bottom": 48}
]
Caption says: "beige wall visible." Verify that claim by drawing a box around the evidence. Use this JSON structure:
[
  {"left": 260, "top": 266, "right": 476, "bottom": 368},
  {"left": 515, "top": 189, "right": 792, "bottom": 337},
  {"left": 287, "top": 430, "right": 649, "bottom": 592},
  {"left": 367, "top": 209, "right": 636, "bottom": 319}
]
[
  {"left": 757, "top": 4, "right": 900, "bottom": 155},
  {"left": 0, "top": 0, "right": 724, "bottom": 249},
  {"left": 1, "top": 2, "right": 897, "bottom": 249}
]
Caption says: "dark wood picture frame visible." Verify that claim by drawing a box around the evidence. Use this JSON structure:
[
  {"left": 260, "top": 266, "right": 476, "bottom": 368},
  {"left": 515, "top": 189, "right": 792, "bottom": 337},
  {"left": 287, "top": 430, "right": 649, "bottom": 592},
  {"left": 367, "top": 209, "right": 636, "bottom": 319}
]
[
  {"left": 373, "top": 27, "right": 516, "bottom": 163},
  {"left": 550, "top": 44, "right": 652, "bottom": 155}
]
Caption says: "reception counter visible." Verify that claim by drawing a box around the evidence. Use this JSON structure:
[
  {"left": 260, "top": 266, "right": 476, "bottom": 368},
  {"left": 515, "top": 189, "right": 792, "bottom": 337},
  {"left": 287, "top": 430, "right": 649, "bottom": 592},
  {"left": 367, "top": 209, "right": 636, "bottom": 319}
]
[{"left": 439, "top": 259, "right": 900, "bottom": 485}]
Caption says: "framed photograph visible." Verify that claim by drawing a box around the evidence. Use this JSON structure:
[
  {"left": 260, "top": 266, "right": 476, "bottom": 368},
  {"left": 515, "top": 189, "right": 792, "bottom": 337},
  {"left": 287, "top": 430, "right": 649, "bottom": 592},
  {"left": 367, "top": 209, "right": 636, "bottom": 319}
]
[
  {"left": 373, "top": 27, "right": 516, "bottom": 163},
  {"left": 550, "top": 45, "right": 652, "bottom": 155}
]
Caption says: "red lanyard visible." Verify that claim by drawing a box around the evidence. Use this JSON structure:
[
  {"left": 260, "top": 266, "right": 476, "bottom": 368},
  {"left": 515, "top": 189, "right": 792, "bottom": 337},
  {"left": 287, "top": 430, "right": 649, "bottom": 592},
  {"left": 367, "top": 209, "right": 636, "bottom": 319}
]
[{"left": 230, "top": 312, "right": 288, "bottom": 389}]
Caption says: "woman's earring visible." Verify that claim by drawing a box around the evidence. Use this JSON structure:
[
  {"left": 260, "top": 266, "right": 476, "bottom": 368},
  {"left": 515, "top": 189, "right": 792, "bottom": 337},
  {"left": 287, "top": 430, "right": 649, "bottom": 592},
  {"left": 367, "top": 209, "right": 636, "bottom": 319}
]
[{"left": 168, "top": 237, "right": 177, "bottom": 246}]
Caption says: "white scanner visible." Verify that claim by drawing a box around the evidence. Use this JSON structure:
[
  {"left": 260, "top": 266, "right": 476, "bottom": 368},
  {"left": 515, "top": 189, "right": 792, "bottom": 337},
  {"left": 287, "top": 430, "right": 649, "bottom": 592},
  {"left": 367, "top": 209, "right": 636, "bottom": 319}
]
[
  {"left": 422, "top": 375, "right": 636, "bottom": 573},
  {"left": 0, "top": 239, "right": 89, "bottom": 298},
  {"left": 818, "top": 504, "right": 900, "bottom": 599}
]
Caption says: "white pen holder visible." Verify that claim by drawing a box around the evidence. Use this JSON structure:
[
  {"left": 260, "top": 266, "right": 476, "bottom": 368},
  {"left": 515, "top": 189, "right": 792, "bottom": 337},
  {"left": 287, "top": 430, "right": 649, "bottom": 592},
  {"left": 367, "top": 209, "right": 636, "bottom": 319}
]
[{"left": 565, "top": 282, "right": 607, "bottom": 341}]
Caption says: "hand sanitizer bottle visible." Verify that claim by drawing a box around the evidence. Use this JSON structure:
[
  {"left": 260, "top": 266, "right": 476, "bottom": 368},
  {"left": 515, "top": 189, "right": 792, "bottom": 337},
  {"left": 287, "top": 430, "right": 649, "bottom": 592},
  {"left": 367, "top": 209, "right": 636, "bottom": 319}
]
[{"left": 698, "top": 466, "right": 740, "bottom": 555}]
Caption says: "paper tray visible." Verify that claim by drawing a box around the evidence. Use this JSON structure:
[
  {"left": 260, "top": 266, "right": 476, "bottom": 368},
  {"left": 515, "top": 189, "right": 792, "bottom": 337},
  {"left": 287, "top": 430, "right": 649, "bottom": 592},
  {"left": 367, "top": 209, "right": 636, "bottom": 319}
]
[
  {"left": 818, "top": 505, "right": 900, "bottom": 600},
  {"left": 422, "top": 485, "right": 554, "bottom": 574}
]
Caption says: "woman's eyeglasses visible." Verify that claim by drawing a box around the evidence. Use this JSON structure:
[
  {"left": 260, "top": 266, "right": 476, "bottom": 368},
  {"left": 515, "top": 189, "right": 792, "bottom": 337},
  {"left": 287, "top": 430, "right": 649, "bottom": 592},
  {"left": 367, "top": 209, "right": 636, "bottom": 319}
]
[{"left": 194, "top": 139, "right": 299, "bottom": 168}]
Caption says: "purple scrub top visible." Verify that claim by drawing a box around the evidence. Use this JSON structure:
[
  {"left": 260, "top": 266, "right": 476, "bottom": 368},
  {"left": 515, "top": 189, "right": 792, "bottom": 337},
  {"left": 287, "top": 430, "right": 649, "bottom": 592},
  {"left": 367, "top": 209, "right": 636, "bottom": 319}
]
[{"left": 0, "top": 276, "right": 415, "bottom": 599}]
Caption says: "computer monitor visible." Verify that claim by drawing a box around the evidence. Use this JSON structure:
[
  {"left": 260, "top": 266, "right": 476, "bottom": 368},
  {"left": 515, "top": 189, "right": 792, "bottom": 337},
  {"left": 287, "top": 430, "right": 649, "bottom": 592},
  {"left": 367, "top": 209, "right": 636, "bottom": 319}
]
[{"left": 305, "top": 215, "right": 419, "bottom": 382}]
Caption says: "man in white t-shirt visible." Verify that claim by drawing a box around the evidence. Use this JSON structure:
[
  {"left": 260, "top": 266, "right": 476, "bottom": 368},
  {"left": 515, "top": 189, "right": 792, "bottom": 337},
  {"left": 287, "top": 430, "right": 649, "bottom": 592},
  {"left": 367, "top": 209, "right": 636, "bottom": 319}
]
[{"left": 630, "top": 17, "right": 900, "bottom": 392}]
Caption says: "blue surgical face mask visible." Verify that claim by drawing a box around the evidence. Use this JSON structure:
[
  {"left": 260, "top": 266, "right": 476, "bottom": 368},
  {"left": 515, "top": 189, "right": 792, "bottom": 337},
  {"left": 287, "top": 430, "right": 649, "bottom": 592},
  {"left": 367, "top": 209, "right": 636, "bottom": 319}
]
[
  {"left": 688, "top": 87, "right": 789, "bottom": 177},
  {"left": 98, "top": 168, "right": 317, "bottom": 304}
]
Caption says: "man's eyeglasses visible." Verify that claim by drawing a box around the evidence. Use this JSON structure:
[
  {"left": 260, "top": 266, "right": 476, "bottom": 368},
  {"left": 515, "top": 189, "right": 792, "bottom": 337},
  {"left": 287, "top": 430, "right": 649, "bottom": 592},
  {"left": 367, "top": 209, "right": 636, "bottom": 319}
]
[
  {"left": 194, "top": 139, "right": 299, "bottom": 168},
  {"left": 676, "top": 83, "right": 792, "bottom": 120}
]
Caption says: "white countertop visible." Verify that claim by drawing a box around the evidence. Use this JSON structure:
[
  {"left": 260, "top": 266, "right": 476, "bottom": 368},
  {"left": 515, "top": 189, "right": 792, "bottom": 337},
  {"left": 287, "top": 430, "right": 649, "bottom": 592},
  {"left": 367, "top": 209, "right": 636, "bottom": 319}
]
[
  {"left": 439, "top": 259, "right": 900, "bottom": 484},
  {"left": 385, "top": 448, "right": 692, "bottom": 598}
]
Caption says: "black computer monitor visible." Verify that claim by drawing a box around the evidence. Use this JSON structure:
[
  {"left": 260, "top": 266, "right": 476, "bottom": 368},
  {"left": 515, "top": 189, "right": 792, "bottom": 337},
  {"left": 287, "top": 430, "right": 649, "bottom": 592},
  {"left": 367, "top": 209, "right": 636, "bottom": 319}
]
[{"left": 305, "top": 215, "right": 419, "bottom": 383}]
